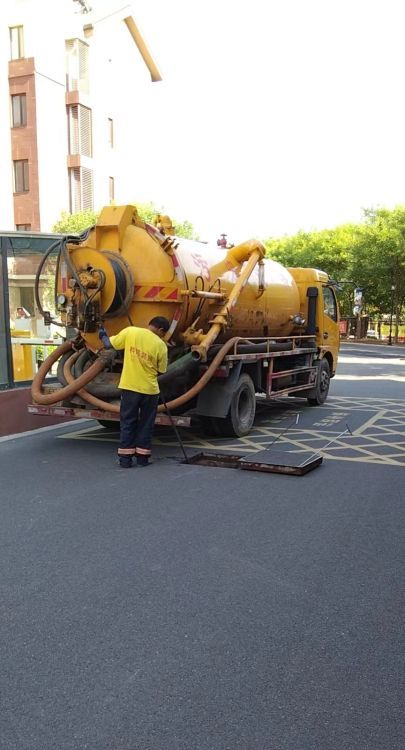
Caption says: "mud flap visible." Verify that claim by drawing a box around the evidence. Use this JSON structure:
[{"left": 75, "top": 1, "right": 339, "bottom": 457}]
[{"left": 196, "top": 362, "right": 243, "bottom": 418}]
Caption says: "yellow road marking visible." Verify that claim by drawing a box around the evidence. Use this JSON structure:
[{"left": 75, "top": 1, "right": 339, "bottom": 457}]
[
  {"left": 60, "top": 396, "right": 405, "bottom": 466},
  {"left": 354, "top": 410, "right": 387, "bottom": 436}
]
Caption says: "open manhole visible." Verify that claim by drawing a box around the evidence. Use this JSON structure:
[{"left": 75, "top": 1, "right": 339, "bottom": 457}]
[{"left": 183, "top": 450, "right": 322, "bottom": 475}]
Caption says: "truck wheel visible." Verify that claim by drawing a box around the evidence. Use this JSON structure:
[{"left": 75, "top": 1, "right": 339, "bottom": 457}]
[
  {"left": 219, "top": 373, "right": 256, "bottom": 437},
  {"left": 307, "top": 359, "right": 330, "bottom": 406},
  {"left": 198, "top": 416, "right": 221, "bottom": 436},
  {"left": 97, "top": 420, "right": 119, "bottom": 429}
]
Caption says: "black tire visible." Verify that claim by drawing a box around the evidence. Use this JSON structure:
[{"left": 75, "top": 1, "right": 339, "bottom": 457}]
[
  {"left": 307, "top": 359, "right": 330, "bottom": 406},
  {"left": 198, "top": 415, "right": 217, "bottom": 436},
  {"left": 218, "top": 373, "right": 256, "bottom": 437},
  {"left": 97, "top": 419, "right": 119, "bottom": 429},
  {"left": 198, "top": 415, "right": 228, "bottom": 437}
]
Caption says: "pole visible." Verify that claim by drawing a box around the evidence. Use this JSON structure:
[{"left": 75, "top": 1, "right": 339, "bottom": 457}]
[
  {"left": 388, "top": 285, "right": 395, "bottom": 345},
  {"left": 299, "top": 424, "right": 353, "bottom": 467},
  {"left": 159, "top": 389, "right": 189, "bottom": 463}
]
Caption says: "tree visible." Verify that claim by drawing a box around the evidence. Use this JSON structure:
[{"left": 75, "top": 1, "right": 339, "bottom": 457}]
[
  {"left": 348, "top": 207, "right": 405, "bottom": 335},
  {"left": 52, "top": 210, "right": 99, "bottom": 234},
  {"left": 265, "top": 224, "right": 359, "bottom": 316},
  {"left": 53, "top": 203, "right": 198, "bottom": 239},
  {"left": 265, "top": 225, "right": 356, "bottom": 281},
  {"left": 264, "top": 207, "right": 405, "bottom": 327},
  {"left": 134, "top": 201, "right": 198, "bottom": 239}
]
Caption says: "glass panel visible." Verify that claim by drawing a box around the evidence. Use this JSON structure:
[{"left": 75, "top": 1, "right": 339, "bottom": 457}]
[
  {"left": 11, "top": 94, "right": 26, "bottom": 127},
  {"left": 0, "top": 245, "right": 9, "bottom": 385},
  {"left": 323, "top": 286, "right": 337, "bottom": 321},
  {"left": 7, "top": 236, "right": 64, "bottom": 382},
  {"left": 10, "top": 26, "right": 24, "bottom": 60},
  {"left": 14, "top": 160, "right": 29, "bottom": 192}
]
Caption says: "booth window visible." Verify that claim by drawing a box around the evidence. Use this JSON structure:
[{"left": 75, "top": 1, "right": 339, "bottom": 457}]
[{"left": 1, "top": 234, "right": 63, "bottom": 385}]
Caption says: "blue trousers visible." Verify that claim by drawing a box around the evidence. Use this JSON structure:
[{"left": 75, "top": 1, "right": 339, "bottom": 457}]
[{"left": 118, "top": 389, "right": 159, "bottom": 465}]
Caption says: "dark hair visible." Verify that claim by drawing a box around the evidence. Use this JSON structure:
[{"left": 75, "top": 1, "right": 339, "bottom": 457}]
[{"left": 149, "top": 316, "right": 170, "bottom": 333}]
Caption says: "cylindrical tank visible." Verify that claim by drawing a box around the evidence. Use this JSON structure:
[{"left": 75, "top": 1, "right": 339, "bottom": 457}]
[{"left": 58, "top": 205, "right": 301, "bottom": 351}]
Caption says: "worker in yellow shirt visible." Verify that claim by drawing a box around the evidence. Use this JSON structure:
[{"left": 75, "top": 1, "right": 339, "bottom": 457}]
[{"left": 98, "top": 317, "right": 170, "bottom": 467}]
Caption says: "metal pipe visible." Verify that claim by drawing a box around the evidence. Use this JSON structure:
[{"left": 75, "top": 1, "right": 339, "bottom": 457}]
[
  {"left": 192, "top": 240, "right": 266, "bottom": 359},
  {"left": 184, "top": 290, "right": 225, "bottom": 300}
]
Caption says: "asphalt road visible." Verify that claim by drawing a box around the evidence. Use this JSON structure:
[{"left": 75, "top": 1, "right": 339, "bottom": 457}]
[{"left": 1, "top": 342, "right": 404, "bottom": 750}]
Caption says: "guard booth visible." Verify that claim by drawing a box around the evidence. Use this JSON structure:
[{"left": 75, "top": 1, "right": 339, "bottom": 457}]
[{"left": 0, "top": 231, "right": 74, "bottom": 436}]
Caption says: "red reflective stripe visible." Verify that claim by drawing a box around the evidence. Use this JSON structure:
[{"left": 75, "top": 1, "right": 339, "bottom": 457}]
[
  {"left": 144, "top": 286, "right": 164, "bottom": 298},
  {"left": 118, "top": 448, "right": 136, "bottom": 455},
  {"left": 134, "top": 285, "right": 142, "bottom": 294},
  {"left": 135, "top": 447, "right": 151, "bottom": 455},
  {"left": 166, "top": 289, "right": 178, "bottom": 300}
]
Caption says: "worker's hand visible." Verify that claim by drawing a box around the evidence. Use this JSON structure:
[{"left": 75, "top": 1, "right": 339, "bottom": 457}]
[{"left": 98, "top": 326, "right": 107, "bottom": 341}]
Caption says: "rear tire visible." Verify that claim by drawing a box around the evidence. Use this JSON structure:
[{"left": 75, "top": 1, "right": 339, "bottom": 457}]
[
  {"left": 97, "top": 419, "right": 119, "bottom": 429},
  {"left": 217, "top": 373, "right": 256, "bottom": 437},
  {"left": 307, "top": 359, "right": 330, "bottom": 405},
  {"left": 199, "top": 415, "right": 222, "bottom": 436}
]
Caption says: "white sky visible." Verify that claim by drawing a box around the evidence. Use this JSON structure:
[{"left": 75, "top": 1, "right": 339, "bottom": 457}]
[{"left": 126, "top": 0, "right": 405, "bottom": 243}]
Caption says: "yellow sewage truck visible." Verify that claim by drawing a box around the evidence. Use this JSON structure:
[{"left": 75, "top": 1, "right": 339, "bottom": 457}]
[{"left": 30, "top": 205, "right": 340, "bottom": 437}]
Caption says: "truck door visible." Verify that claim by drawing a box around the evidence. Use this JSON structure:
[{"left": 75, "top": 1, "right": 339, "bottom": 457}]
[{"left": 321, "top": 285, "right": 340, "bottom": 370}]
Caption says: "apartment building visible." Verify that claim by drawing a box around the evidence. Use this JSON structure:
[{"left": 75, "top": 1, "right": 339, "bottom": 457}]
[{"left": 0, "top": 0, "right": 161, "bottom": 232}]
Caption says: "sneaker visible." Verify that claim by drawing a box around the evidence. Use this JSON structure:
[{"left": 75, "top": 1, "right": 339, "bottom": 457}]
[
  {"left": 136, "top": 456, "right": 150, "bottom": 467},
  {"left": 119, "top": 460, "right": 133, "bottom": 469}
]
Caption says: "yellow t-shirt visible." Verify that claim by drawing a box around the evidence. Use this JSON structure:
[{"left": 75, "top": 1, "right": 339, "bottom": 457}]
[{"left": 109, "top": 327, "right": 168, "bottom": 395}]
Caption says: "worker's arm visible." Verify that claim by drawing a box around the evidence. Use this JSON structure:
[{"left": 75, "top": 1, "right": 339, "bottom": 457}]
[
  {"left": 99, "top": 327, "right": 129, "bottom": 350},
  {"left": 98, "top": 326, "right": 112, "bottom": 349},
  {"left": 157, "top": 343, "right": 168, "bottom": 374}
]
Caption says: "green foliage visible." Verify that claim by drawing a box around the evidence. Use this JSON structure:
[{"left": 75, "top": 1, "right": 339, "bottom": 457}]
[
  {"left": 265, "top": 225, "right": 357, "bottom": 280},
  {"left": 175, "top": 220, "right": 197, "bottom": 240},
  {"left": 350, "top": 207, "right": 405, "bottom": 317},
  {"left": 53, "top": 204, "right": 198, "bottom": 240},
  {"left": 134, "top": 201, "right": 159, "bottom": 224},
  {"left": 265, "top": 206, "right": 405, "bottom": 319},
  {"left": 52, "top": 210, "right": 99, "bottom": 234},
  {"left": 135, "top": 201, "right": 198, "bottom": 239}
]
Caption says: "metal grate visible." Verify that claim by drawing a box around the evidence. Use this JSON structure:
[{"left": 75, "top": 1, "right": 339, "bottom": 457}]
[
  {"left": 69, "top": 166, "right": 93, "bottom": 211},
  {"left": 65, "top": 38, "right": 89, "bottom": 93},
  {"left": 68, "top": 104, "right": 92, "bottom": 156}
]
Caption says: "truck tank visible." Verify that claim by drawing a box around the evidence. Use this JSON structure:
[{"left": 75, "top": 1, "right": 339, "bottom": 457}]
[{"left": 56, "top": 204, "right": 301, "bottom": 351}]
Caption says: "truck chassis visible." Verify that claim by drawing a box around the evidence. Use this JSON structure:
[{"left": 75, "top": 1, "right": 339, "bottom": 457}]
[{"left": 29, "top": 335, "right": 332, "bottom": 437}]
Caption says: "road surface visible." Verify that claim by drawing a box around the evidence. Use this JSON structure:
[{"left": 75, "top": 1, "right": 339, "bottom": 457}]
[{"left": 0, "top": 342, "right": 404, "bottom": 750}]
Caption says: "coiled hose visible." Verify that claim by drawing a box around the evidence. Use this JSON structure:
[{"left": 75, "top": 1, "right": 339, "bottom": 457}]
[
  {"left": 31, "top": 341, "right": 107, "bottom": 405},
  {"left": 32, "top": 337, "right": 246, "bottom": 414}
]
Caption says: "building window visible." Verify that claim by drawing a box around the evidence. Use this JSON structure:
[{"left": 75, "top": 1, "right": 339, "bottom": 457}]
[
  {"left": 13, "top": 160, "right": 29, "bottom": 193},
  {"left": 11, "top": 94, "right": 27, "bottom": 127},
  {"left": 65, "top": 38, "right": 89, "bottom": 94},
  {"left": 108, "top": 118, "right": 114, "bottom": 147},
  {"left": 15, "top": 224, "right": 31, "bottom": 231},
  {"left": 68, "top": 104, "right": 92, "bottom": 157},
  {"left": 69, "top": 166, "right": 94, "bottom": 212},
  {"left": 10, "top": 26, "right": 24, "bottom": 60},
  {"left": 109, "top": 177, "right": 115, "bottom": 202}
]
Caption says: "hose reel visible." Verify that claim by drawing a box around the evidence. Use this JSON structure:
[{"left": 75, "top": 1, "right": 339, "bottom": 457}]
[{"left": 101, "top": 252, "right": 134, "bottom": 319}]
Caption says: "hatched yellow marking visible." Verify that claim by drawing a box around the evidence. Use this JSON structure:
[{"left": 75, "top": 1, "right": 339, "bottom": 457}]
[{"left": 60, "top": 397, "right": 405, "bottom": 466}]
